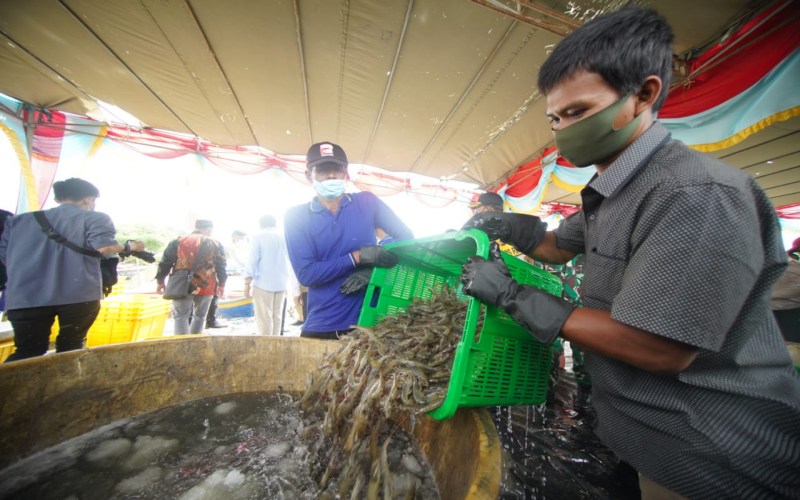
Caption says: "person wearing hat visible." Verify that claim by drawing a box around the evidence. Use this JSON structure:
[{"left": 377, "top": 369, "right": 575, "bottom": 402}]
[
  {"left": 284, "top": 141, "right": 413, "bottom": 339},
  {"left": 469, "top": 192, "right": 504, "bottom": 215},
  {"left": 156, "top": 219, "right": 227, "bottom": 335},
  {"left": 0, "top": 178, "right": 147, "bottom": 361},
  {"left": 771, "top": 237, "right": 800, "bottom": 342},
  {"left": 466, "top": 191, "right": 523, "bottom": 259}
]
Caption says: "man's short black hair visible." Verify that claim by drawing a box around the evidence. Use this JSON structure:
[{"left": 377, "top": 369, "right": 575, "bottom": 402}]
[
  {"left": 259, "top": 215, "right": 276, "bottom": 229},
  {"left": 52, "top": 178, "right": 100, "bottom": 201},
  {"left": 537, "top": 7, "right": 674, "bottom": 111}
]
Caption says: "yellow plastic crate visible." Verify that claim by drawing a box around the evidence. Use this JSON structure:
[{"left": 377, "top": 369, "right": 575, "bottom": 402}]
[
  {"left": 0, "top": 338, "right": 14, "bottom": 363},
  {"left": 50, "top": 295, "right": 171, "bottom": 347},
  {"left": 107, "top": 276, "right": 128, "bottom": 297}
]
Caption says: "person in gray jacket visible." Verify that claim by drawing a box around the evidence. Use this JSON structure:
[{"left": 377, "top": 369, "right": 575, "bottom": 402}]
[{"left": 0, "top": 178, "right": 144, "bottom": 361}]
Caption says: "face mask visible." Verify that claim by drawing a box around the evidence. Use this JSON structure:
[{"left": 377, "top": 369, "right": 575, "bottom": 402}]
[
  {"left": 554, "top": 96, "right": 642, "bottom": 168},
  {"left": 313, "top": 179, "right": 346, "bottom": 199}
]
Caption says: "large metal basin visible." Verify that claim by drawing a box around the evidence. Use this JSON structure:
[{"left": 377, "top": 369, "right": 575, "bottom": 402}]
[{"left": 0, "top": 336, "right": 500, "bottom": 499}]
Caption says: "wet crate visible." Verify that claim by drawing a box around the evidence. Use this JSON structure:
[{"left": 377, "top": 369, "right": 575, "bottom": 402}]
[
  {"left": 51, "top": 295, "right": 171, "bottom": 347},
  {"left": 357, "top": 229, "right": 562, "bottom": 420}
]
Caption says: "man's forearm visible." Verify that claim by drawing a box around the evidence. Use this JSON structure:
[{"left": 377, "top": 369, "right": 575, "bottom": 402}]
[
  {"left": 96, "top": 242, "right": 125, "bottom": 255},
  {"left": 97, "top": 239, "right": 146, "bottom": 256},
  {"left": 561, "top": 308, "right": 698, "bottom": 373},
  {"left": 155, "top": 261, "right": 175, "bottom": 283},
  {"left": 529, "top": 232, "right": 576, "bottom": 264},
  {"left": 215, "top": 257, "right": 227, "bottom": 286}
]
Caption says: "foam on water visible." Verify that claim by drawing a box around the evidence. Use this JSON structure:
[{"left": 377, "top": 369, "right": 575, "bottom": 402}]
[
  {"left": 0, "top": 393, "right": 320, "bottom": 499},
  {"left": 214, "top": 401, "right": 238, "bottom": 415},
  {"left": 115, "top": 466, "right": 163, "bottom": 494},
  {"left": 123, "top": 435, "right": 180, "bottom": 470},
  {"left": 0, "top": 391, "right": 439, "bottom": 499}
]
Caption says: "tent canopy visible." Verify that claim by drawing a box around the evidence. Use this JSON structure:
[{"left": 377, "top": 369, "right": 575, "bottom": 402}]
[{"left": 1, "top": 0, "right": 797, "bottom": 206}]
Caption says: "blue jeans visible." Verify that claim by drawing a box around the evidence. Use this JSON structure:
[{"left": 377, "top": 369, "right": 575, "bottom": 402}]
[{"left": 172, "top": 294, "right": 213, "bottom": 334}]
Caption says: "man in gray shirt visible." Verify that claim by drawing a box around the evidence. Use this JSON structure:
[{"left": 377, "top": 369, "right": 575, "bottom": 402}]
[
  {"left": 461, "top": 7, "right": 799, "bottom": 499},
  {"left": 0, "top": 178, "right": 144, "bottom": 362}
]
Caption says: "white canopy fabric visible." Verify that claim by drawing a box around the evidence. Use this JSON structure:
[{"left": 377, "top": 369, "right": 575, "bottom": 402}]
[{"left": 2, "top": 0, "right": 795, "bottom": 207}]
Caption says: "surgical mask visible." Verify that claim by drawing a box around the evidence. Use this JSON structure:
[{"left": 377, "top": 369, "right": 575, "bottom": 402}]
[
  {"left": 313, "top": 179, "right": 346, "bottom": 199},
  {"left": 554, "top": 96, "right": 642, "bottom": 168}
]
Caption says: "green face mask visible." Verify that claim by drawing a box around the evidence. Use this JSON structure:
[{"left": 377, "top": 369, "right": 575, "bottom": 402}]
[{"left": 553, "top": 96, "right": 641, "bottom": 168}]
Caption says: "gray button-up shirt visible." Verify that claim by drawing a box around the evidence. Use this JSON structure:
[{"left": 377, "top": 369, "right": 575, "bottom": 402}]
[
  {"left": 0, "top": 204, "right": 118, "bottom": 309},
  {"left": 555, "top": 122, "right": 800, "bottom": 498}
]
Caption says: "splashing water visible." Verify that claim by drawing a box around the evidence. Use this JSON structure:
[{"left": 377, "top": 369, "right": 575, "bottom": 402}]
[{"left": 494, "top": 351, "right": 640, "bottom": 499}]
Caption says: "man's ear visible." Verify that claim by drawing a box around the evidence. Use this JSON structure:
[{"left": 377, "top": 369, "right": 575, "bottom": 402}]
[
  {"left": 305, "top": 170, "right": 312, "bottom": 183},
  {"left": 636, "top": 75, "right": 662, "bottom": 113}
]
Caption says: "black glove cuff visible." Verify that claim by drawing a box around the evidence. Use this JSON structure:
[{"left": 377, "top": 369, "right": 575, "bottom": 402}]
[
  {"left": 513, "top": 217, "right": 547, "bottom": 254},
  {"left": 359, "top": 245, "right": 399, "bottom": 268},
  {"left": 495, "top": 276, "right": 520, "bottom": 310},
  {"left": 506, "top": 285, "right": 573, "bottom": 345}
]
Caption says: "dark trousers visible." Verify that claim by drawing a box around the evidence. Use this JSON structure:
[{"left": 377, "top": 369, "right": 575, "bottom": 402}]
[
  {"left": 206, "top": 294, "right": 219, "bottom": 325},
  {"left": 300, "top": 329, "right": 351, "bottom": 340},
  {"left": 280, "top": 296, "right": 286, "bottom": 335},
  {"left": 5, "top": 301, "right": 101, "bottom": 362}
]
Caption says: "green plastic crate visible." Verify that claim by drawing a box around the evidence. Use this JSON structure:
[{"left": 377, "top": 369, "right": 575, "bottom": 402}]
[{"left": 357, "top": 229, "right": 562, "bottom": 420}]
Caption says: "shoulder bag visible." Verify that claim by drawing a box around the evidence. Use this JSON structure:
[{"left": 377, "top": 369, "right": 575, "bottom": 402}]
[
  {"left": 162, "top": 236, "right": 206, "bottom": 300},
  {"left": 163, "top": 268, "right": 192, "bottom": 300}
]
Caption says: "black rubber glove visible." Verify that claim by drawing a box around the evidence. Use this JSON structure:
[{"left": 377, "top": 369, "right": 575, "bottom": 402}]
[
  {"left": 460, "top": 255, "right": 573, "bottom": 345},
  {"left": 339, "top": 268, "right": 373, "bottom": 295},
  {"left": 358, "top": 245, "right": 399, "bottom": 268},
  {"left": 462, "top": 212, "right": 547, "bottom": 254}
]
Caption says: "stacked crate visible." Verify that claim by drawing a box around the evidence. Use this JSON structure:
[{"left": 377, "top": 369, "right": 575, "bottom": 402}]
[{"left": 49, "top": 294, "right": 171, "bottom": 347}]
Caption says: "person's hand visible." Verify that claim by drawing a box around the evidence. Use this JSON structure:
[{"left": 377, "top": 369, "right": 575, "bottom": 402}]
[
  {"left": 339, "top": 268, "right": 373, "bottom": 295},
  {"left": 460, "top": 252, "right": 571, "bottom": 345},
  {"left": 156, "top": 282, "right": 165, "bottom": 295},
  {"left": 243, "top": 281, "right": 251, "bottom": 298},
  {"left": 119, "top": 241, "right": 155, "bottom": 262},
  {"left": 128, "top": 240, "right": 146, "bottom": 252},
  {"left": 357, "top": 245, "right": 399, "bottom": 268},
  {"left": 460, "top": 255, "right": 518, "bottom": 308},
  {"left": 217, "top": 285, "right": 225, "bottom": 298},
  {"left": 462, "top": 212, "right": 547, "bottom": 254}
]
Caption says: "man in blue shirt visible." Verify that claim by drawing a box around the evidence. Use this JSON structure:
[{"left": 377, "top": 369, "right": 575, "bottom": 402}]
[
  {"left": 285, "top": 142, "right": 413, "bottom": 339},
  {"left": 243, "top": 215, "right": 291, "bottom": 336},
  {"left": 0, "top": 178, "right": 145, "bottom": 361}
]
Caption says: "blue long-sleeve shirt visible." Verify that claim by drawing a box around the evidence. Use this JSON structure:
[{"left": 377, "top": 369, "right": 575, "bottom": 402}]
[
  {"left": 244, "top": 227, "right": 291, "bottom": 293},
  {"left": 284, "top": 192, "right": 413, "bottom": 332}
]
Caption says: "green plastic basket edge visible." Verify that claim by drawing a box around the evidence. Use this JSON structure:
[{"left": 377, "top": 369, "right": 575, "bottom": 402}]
[{"left": 356, "top": 230, "right": 559, "bottom": 420}]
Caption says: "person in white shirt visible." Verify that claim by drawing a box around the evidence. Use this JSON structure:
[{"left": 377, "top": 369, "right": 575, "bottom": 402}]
[{"left": 243, "top": 215, "right": 291, "bottom": 336}]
